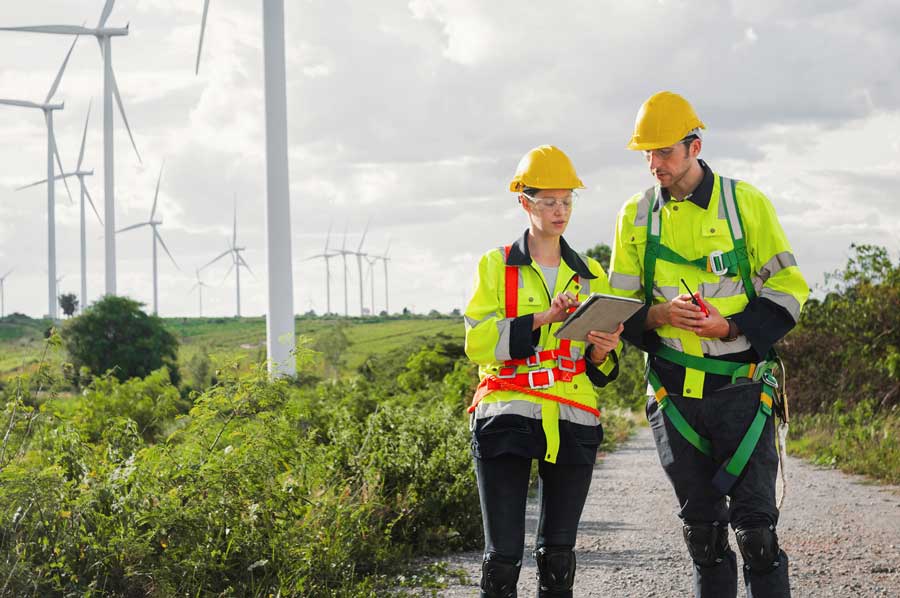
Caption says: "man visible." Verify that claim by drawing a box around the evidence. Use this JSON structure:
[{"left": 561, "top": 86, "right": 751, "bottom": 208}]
[{"left": 608, "top": 91, "right": 809, "bottom": 598}]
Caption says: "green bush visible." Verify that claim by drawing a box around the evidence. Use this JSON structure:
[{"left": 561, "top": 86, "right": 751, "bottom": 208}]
[
  {"left": 62, "top": 295, "right": 180, "bottom": 386},
  {"left": 779, "top": 244, "right": 900, "bottom": 481},
  {"left": 0, "top": 341, "right": 481, "bottom": 596}
]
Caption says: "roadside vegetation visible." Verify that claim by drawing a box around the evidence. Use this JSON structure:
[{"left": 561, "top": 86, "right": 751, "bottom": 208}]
[
  {"left": 779, "top": 244, "right": 900, "bottom": 484},
  {"left": 0, "top": 298, "right": 643, "bottom": 596}
]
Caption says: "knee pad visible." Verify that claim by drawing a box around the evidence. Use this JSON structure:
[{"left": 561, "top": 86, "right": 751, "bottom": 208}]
[
  {"left": 682, "top": 521, "right": 730, "bottom": 568},
  {"left": 481, "top": 552, "right": 521, "bottom": 598},
  {"left": 735, "top": 525, "right": 780, "bottom": 574},
  {"left": 534, "top": 546, "right": 576, "bottom": 594}
]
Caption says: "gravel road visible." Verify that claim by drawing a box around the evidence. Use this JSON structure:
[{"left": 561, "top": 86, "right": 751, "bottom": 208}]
[{"left": 425, "top": 426, "right": 900, "bottom": 597}]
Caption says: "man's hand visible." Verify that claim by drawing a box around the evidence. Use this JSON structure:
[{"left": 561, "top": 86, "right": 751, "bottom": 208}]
[
  {"left": 533, "top": 291, "right": 581, "bottom": 329},
  {"left": 586, "top": 323, "right": 624, "bottom": 364},
  {"left": 646, "top": 293, "right": 729, "bottom": 338}
]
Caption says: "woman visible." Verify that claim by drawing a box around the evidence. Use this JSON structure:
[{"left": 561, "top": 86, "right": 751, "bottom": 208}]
[{"left": 464, "top": 145, "right": 624, "bottom": 598}]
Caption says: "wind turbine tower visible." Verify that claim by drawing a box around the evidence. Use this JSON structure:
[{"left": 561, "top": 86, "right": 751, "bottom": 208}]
[
  {"left": 19, "top": 102, "right": 103, "bottom": 314},
  {"left": 2, "top": 0, "right": 144, "bottom": 296},
  {"left": 303, "top": 222, "right": 337, "bottom": 314},
  {"left": 196, "top": 0, "right": 295, "bottom": 376},
  {"left": 202, "top": 201, "right": 253, "bottom": 318},
  {"left": 117, "top": 164, "right": 180, "bottom": 315},
  {"left": 0, "top": 36, "right": 78, "bottom": 320},
  {"left": 354, "top": 221, "right": 369, "bottom": 316},
  {"left": 0, "top": 269, "right": 13, "bottom": 318},
  {"left": 189, "top": 268, "right": 210, "bottom": 317}
]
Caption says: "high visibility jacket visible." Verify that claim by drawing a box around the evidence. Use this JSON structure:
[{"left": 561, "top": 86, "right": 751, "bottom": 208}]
[
  {"left": 464, "top": 231, "right": 620, "bottom": 464},
  {"left": 608, "top": 167, "right": 809, "bottom": 398}
]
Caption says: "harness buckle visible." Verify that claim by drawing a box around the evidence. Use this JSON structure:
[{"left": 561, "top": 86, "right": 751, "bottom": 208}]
[
  {"left": 557, "top": 355, "right": 578, "bottom": 373},
  {"left": 497, "top": 366, "right": 517, "bottom": 379},
  {"left": 761, "top": 371, "right": 779, "bottom": 389},
  {"left": 527, "top": 368, "right": 555, "bottom": 389},
  {"left": 708, "top": 250, "right": 728, "bottom": 276},
  {"left": 525, "top": 352, "right": 541, "bottom": 367}
]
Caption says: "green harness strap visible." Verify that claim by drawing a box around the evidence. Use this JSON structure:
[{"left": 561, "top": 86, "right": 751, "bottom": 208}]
[{"left": 643, "top": 175, "right": 779, "bottom": 494}]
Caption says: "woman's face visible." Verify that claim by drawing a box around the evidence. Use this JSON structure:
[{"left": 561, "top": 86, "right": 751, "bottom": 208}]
[{"left": 522, "top": 188, "right": 574, "bottom": 237}]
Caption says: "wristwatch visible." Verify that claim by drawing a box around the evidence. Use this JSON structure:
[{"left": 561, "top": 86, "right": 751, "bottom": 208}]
[{"left": 722, "top": 317, "right": 740, "bottom": 342}]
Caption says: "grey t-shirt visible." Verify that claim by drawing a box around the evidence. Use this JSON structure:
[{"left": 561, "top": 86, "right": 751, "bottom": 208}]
[{"left": 540, "top": 265, "right": 559, "bottom": 296}]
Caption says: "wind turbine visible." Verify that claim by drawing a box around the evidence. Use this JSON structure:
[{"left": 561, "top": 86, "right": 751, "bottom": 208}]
[
  {"left": 339, "top": 226, "right": 351, "bottom": 316},
  {"left": 18, "top": 102, "right": 103, "bottom": 314},
  {"left": 364, "top": 255, "right": 378, "bottom": 315},
  {"left": 116, "top": 164, "right": 179, "bottom": 315},
  {"left": 189, "top": 268, "right": 210, "bottom": 317},
  {"left": 195, "top": 0, "right": 296, "bottom": 376},
  {"left": 0, "top": 35, "right": 78, "bottom": 320},
  {"left": 2, "top": 0, "right": 144, "bottom": 296},
  {"left": 303, "top": 222, "right": 338, "bottom": 314},
  {"left": 354, "top": 221, "right": 370, "bottom": 317},
  {"left": 202, "top": 201, "right": 252, "bottom": 318},
  {"left": 0, "top": 269, "right": 13, "bottom": 318},
  {"left": 380, "top": 240, "right": 391, "bottom": 314}
]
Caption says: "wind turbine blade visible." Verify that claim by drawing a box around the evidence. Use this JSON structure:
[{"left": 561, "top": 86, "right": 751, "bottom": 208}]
[
  {"left": 202, "top": 248, "right": 232, "bottom": 270},
  {"left": 98, "top": 0, "right": 116, "bottom": 29},
  {"left": 195, "top": 0, "right": 211, "bottom": 75},
  {"left": 77, "top": 100, "right": 91, "bottom": 169},
  {"left": 46, "top": 34, "right": 79, "bottom": 103},
  {"left": 83, "top": 184, "right": 103, "bottom": 225},
  {"left": 238, "top": 254, "right": 254, "bottom": 278},
  {"left": 0, "top": 25, "right": 92, "bottom": 35},
  {"left": 0, "top": 99, "right": 43, "bottom": 109},
  {"left": 342, "top": 224, "right": 348, "bottom": 251},
  {"left": 324, "top": 219, "right": 333, "bottom": 252},
  {"left": 16, "top": 177, "right": 50, "bottom": 191},
  {"left": 116, "top": 221, "right": 150, "bottom": 234},
  {"left": 1, "top": 269, "right": 12, "bottom": 280},
  {"left": 155, "top": 231, "right": 180, "bottom": 271},
  {"left": 110, "top": 69, "right": 142, "bottom": 164},
  {"left": 188, "top": 282, "right": 199, "bottom": 294},
  {"left": 220, "top": 262, "right": 235, "bottom": 284},
  {"left": 357, "top": 219, "right": 369, "bottom": 252},
  {"left": 383, "top": 238, "right": 391, "bottom": 258},
  {"left": 51, "top": 131, "right": 75, "bottom": 205},
  {"left": 150, "top": 162, "right": 164, "bottom": 219}
]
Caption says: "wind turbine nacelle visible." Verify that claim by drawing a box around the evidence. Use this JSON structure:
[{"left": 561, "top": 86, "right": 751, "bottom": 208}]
[{"left": 99, "top": 26, "right": 130, "bottom": 37}]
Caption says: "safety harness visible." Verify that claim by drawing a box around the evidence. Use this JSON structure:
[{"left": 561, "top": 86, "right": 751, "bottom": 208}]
[
  {"left": 469, "top": 246, "right": 600, "bottom": 433},
  {"left": 645, "top": 176, "right": 787, "bottom": 495}
]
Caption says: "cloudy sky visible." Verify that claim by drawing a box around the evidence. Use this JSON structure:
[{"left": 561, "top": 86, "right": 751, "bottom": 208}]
[{"left": 0, "top": 0, "right": 897, "bottom": 318}]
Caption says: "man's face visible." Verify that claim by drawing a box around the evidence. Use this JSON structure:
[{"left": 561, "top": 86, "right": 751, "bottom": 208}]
[{"left": 643, "top": 140, "right": 697, "bottom": 188}]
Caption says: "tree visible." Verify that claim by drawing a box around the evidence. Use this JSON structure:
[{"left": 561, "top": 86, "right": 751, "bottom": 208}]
[
  {"left": 585, "top": 243, "right": 612, "bottom": 272},
  {"left": 59, "top": 293, "right": 78, "bottom": 318},
  {"left": 62, "top": 295, "right": 180, "bottom": 385}
]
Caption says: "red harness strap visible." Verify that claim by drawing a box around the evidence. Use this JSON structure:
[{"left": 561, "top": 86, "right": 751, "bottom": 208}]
[
  {"left": 469, "top": 375, "right": 600, "bottom": 417},
  {"left": 504, "top": 245, "right": 518, "bottom": 318},
  {"left": 468, "top": 246, "right": 596, "bottom": 417}
]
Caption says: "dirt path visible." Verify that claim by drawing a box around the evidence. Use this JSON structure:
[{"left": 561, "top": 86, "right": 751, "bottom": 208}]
[{"left": 426, "top": 426, "right": 900, "bottom": 597}]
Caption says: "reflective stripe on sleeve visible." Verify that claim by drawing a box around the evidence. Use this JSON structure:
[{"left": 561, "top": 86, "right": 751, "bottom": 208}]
[
  {"left": 760, "top": 287, "right": 802, "bottom": 322},
  {"left": 494, "top": 318, "right": 513, "bottom": 361},
  {"left": 609, "top": 271, "right": 642, "bottom": 291},
  {"left": 759, "top": 251, "right": 798, "bottom": 279},
  {"left": 465, "top": 312, "right": 496, "bottom": 329}
]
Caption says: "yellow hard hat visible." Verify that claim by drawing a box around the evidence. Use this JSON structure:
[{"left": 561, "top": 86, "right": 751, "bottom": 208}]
[
  {"left": 626, "top": 91, "right": 706, "bottom": 151},
  {"left": 509, "top": 145, "right": 585, "bottom": 192}
]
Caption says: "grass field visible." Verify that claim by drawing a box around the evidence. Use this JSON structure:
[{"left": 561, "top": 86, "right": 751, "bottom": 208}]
[{"left": 0, "top": 313, "right": 463, "bottom": 380}]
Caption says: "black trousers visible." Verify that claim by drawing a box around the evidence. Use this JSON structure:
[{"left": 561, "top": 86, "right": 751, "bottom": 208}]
[
  {"left": 647, "top": 379, "right": 790, "bottom": 598},
  {"left": 475, "top": 454, "right": 593, "bottom": 560}
]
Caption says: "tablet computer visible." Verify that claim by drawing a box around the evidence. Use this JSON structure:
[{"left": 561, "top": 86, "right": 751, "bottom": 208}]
[{"left": 554, "top": 293, "right": 644, "bottom": 341}]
